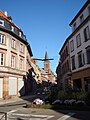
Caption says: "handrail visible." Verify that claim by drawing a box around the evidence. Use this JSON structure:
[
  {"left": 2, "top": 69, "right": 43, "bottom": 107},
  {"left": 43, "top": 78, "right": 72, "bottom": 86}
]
[{"left": 0, "top": 112, "right": 7, "bottom": 120}]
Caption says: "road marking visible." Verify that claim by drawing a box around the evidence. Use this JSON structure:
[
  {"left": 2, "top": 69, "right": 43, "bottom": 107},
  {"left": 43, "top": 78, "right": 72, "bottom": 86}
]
[
  {"left": 9, "top": 113, "right": 54, "bottom": 120},
  {"left": 57, "top": 112, "right": 75, "bottom": 120},
  {"left": 7, "top": 110, "right": 17, "bottom": 114}
]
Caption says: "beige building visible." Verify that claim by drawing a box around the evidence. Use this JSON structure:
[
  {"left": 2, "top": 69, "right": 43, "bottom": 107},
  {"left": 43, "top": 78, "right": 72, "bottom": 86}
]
[
  {"left": 69, "top": 0, "right": 90, "bottom": 92},
  {"left": 0, "top": 10, "right": 33, "bottom": 99},
  {"left": 57, "top": 0, "right": 90, "bottom": 92}
]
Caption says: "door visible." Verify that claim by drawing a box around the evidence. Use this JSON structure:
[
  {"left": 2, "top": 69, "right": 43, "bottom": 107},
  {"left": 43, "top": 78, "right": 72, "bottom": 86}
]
[
  {"left": 9, "top": 77, "right": 17, "bottom": 95},
  {"left": 0, "top": 78, "right": 3, "bottom": 98},
  {"left": 18, "top": 78, "right": 25, "bottom": 96}
]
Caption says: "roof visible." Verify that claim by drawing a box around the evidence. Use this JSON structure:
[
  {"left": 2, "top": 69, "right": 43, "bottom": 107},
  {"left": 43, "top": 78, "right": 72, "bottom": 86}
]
[
  {"left": 59, "top": 14, "right": 90, "bottom": 54},
  {"left": 69, "top": 0, "right": 90, "bottom": 26},
  {"left": 0, "top": 10, "right": 33, "bottom": 57},
  {"left": 0, "top": 10, "right": 21, "bottom": 30}
]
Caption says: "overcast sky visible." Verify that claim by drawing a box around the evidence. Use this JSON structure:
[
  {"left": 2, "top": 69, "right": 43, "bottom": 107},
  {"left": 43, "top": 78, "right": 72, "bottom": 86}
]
[{"left": 0, "top": 0, "right": 87, "bottom": 73}]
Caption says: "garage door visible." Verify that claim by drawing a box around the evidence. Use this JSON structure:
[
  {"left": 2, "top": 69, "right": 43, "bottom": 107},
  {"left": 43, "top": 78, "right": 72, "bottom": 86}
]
[
  {"left": 18, "top": 78, "right": 25, "bottom": 96},
  {"left": 9, "top": 77, "right": 17, "bottom": 95},
  {"left": 0, "top": 78, "right": 3, "bottom": 98}
]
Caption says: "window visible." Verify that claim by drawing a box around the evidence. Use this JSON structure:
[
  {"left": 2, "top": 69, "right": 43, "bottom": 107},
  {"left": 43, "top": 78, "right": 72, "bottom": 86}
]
[
  {"left": 11, "top": 55, "right": 15, "bottom": 68},
  {"left": 0, "top": 20, "right": 4, "bottom": 26},
  {"left": 20, "top": 58, "right": 23, "bottom": 70},
  {"left": 73, "top": 22, "right": 76, "bottom": 31},
  {"left": 11, "top": 39, "right": 16, "bottom": 49},
  {"left": 78, "top": 51, "right": 83, "bottom": 67},
  {"left": 80, "top": 14, "right": 84, "bottom": 23},
  {"left": 70, "top": 40, "right": 74, "bottom": 52},
  {"left": 0, "top": 53, "right": 4, "bottom": 66},
  {"left": 76, "top": 34, "right": 81, "bottom": 47},
  {"left": 19, "top": 31, "right": 22, "bottom": 37},
  {"left": 67, "top": 60, "right": 69, "bottom": 71},
  {"left": 20, "top": 43, "right": 23, "bottom": 53},
  {"left": 71, "top": 55, "right": 75, "bottom": 70},
  {"left": 0, "top": 34, "right": 5, "bottom": 44},
  {"left": 45, "top": 64, "right": 48, "bottom": 68},
  {"left": 84, "top": 26, "right": 90, "bottom": 41},
  {"left": 66, "top": 46, "right": 68, "bottom": 57},
  {"left": 82, "top": 53, "right": 85, "bottom": 65},
  {"left": 86, "top": 46, "right": 90, "bottom": 64},
  {"left": 88, "top": 6, "right": 90, "bottom": 14},
  {"left": 11, "top": 25, "right": 14, "bottom": 32}
]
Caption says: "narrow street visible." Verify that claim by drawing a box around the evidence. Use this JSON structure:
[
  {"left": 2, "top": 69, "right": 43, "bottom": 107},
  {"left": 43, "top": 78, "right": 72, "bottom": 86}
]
[{"left": 0, "top": 94, "right": 90, "bottom": 120}]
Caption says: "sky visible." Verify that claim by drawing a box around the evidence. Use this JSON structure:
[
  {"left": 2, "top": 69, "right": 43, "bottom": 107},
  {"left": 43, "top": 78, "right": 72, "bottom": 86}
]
[{"left": 0, "top": 0, "right": 87, "bottom": 74}]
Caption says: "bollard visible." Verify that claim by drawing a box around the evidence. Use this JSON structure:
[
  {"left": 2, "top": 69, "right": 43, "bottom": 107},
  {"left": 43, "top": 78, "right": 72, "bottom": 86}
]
[{"left": 5, "top": 113, "right": 7, "bottom": 120}]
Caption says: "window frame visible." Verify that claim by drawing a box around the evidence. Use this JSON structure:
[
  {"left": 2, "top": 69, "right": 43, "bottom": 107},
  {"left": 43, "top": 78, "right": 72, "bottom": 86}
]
[
  {"left": 11, "top": 55, "right": 15, "bottom": 68},
  {"left": 11, "top": 25, "right": 14, "bottom": 32},
  {"left": 73, "top": 22, "right": 76, "bottom": 31},
  {"left": 80, "top": 14, "right": 84, "bottom": 23},
  {"left": 20, "top": 58, "right": 23, "bottom": 70},
  {"left": 0, "top": 53, "right": 5, "bottom": 66},
  {"left": 86, "top": 46, "right": 90, "bottom": 64},
  {"left": 20, "top": 43, "right": 24, "bottom": 53},
  {"left": 88, "top": 6, "right": 90, "bottom": 15},
  {"left": 84, "top": 26, "right": 90, "bottom": 42},
  {"left": 0, "top": 33, "right": 5, "bottom": 44},
  {"left": 71, "top": 55, "right": 76, "bottom": 70},
  {"left": 70, "top": 40, "right": 74, "bottom": 52},
  {"left": 11, "top": 38, "right": 16, "bottom": 49},
  {"left": 0, "top": 20, "right": 4, "bottom": 27},
  {"left": 76, "top": 34, "right": 81, "bottom": 47},
  {"left": 78, "top": 51, "right": 83, "bottom": 68}
]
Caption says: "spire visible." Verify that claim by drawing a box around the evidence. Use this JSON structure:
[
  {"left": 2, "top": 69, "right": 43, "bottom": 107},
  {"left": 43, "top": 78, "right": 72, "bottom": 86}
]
[{"left": 45, "top": 51, "right": 48, "bottom": 60}]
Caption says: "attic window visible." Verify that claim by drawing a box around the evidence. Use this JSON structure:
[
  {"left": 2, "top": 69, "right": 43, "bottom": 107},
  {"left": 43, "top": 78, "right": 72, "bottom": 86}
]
[
  {"left": 19, "top": 31, "right": 22, "bottom": 37},
  {"left": 11, "top": 25, "right": 14, "bottom": 32},
  {"left": 88, "top": 6, "right": 90, "bottom": 14},
  {"left": 0, "top": 20, "right": 4, "bottom": 26}
]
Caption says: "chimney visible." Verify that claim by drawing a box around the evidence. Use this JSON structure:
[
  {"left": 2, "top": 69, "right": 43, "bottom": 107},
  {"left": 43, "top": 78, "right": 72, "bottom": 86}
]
[{"left": 4, "top": 11, "right": 8, "bottom": 16}]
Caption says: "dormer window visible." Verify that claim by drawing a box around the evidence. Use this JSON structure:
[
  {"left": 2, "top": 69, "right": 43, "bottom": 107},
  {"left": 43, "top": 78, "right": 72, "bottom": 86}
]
[
  {"left": 0, "top": 20, "right": 4, "bottom": 26},
  {"left": 80, "top": 14, "right": 84, "bottom": 23},
  {"left": 19, "top": 31, "right": 22, "bottom": 37},
  {"left": 11, "top": 25, "right": 14, "bottom": 32},
  {"left": 88, "top": 6, "right": 90, "bottom": 14},
  {"left": 73, "top": 22, "right": 76, "bottom": 31}
]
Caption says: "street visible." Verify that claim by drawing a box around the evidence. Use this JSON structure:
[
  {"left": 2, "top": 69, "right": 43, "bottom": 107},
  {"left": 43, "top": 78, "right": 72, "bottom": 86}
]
[{"left": 0, "top": 95, "right": 90, "bottom": 120}]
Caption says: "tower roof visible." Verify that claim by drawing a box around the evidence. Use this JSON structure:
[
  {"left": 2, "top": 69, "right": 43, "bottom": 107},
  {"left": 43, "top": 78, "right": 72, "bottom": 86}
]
[{"left": 45, "top": 51, "right": 48, "bottom": 60}]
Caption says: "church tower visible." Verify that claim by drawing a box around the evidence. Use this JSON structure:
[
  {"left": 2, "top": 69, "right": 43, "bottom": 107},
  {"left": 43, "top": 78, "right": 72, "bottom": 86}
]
[{"left": 44, "top": 51, "right": 50, "bottom": 72}]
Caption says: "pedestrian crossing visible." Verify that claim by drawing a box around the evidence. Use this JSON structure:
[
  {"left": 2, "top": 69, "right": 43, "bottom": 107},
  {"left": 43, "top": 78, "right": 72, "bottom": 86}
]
[
  {"left": 0, "top": 109, "right": 75, "bottom": 120},
  {"left": 8, "top": 113, "right": 54, "bottom": 120}
]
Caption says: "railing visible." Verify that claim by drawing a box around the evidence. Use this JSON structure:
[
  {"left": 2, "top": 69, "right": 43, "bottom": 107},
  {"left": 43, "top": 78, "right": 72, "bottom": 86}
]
[{"left": 0, "top": 112, "right": 7, "bottom": 120}]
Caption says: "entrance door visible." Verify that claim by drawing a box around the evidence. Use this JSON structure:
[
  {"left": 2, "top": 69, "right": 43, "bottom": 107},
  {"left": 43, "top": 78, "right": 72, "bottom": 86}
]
[
  {"left": 9, "top": 77, "right": 17, "bottom": 96},
  {"left": 0, "top": 78, "right": 3, "bottom": 98}
]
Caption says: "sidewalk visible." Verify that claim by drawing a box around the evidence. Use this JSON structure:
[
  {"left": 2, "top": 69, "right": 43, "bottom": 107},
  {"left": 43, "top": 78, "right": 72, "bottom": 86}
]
[{"left": 0, "top": 95, "right": 36, "bottom": 106}]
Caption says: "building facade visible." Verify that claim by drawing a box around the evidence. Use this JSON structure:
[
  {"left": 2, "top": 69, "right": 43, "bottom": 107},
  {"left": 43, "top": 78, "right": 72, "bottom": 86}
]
[
  {"left": 57, "top": 0, "right": 90, "bottom": 92},
  {"left": 69, "top": 0, "right": 90, "bottom": 92},
  {"left": 43, "top": 51, "right": 56, "bottom": 84},
  {"left": 32, "top": 51, "right": 56, "bottom": 87},
  {"left": 57, "top": 40, "right": 71, "bottom": 92},
  {"left": 0, "top": 10, "right": 33, "bottom": 99}
]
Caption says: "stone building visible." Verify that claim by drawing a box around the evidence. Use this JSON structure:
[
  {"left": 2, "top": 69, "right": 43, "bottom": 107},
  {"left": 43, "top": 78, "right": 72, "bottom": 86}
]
[
  {"left": 32, "top": 51, "right": 56, "bottom": 87},
  {"left": 0, "top": 10, "right": 33, "bottom": 99},
  {"left": 57, "top": 0, "right": 90, "bottom": 92},
  {"left": 42, "top": 51, "right": 56, "bottom": 84}
]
